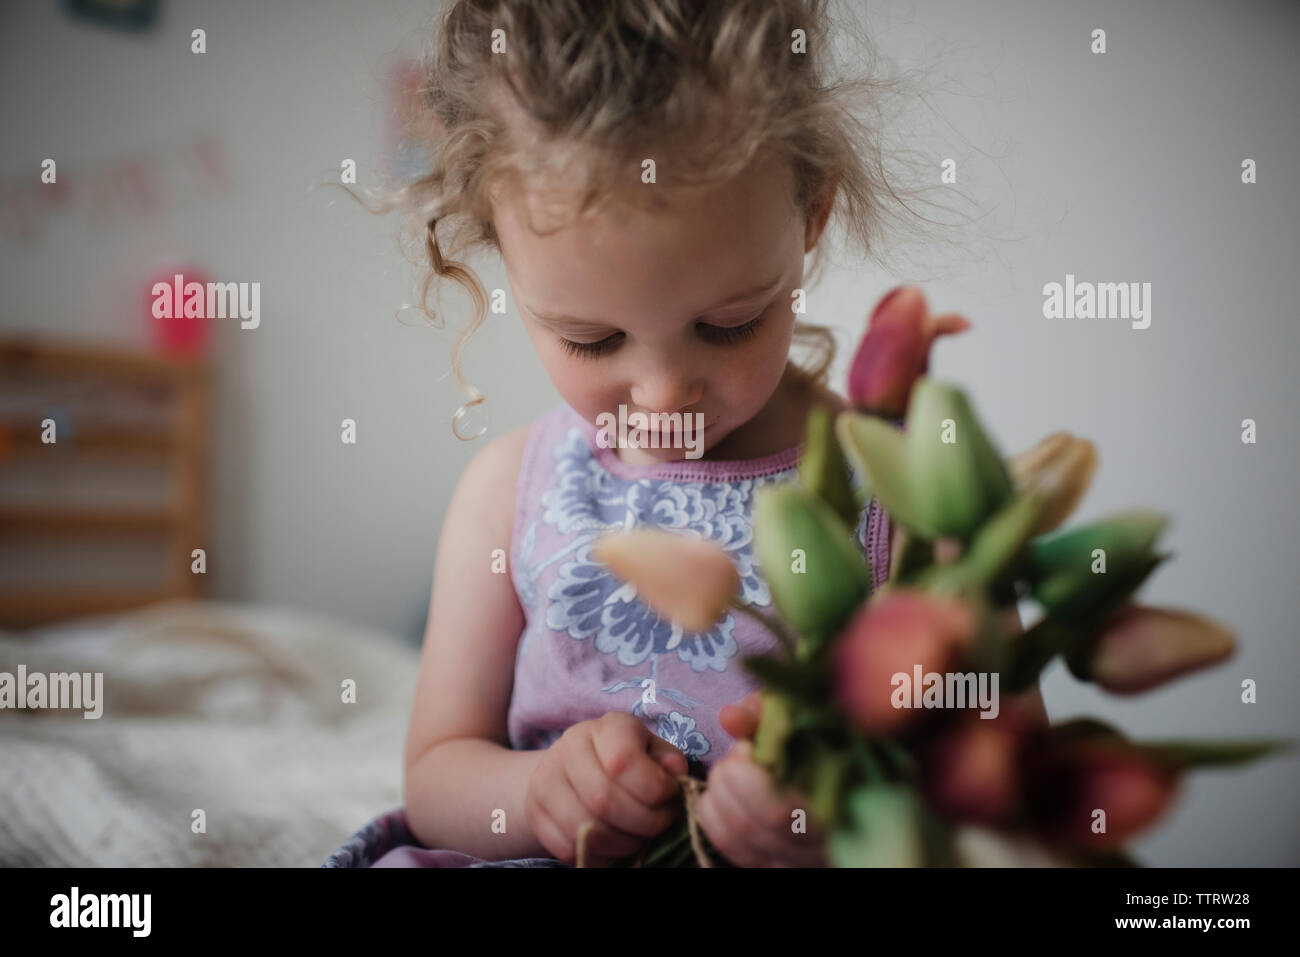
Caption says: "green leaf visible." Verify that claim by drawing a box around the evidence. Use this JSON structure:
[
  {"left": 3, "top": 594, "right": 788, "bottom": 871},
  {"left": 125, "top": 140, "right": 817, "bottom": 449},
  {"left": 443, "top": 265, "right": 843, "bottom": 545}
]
[
  {"left": 741, "top": 653, "right": 828, "bottom": 703},
  {"left": 1051, "top": 717, "right": 1127, "bottom": 741},
  {"left": 799, "top": 403, "right": 861, "bottom": 530},
  {"left": 889, "top": 528, "right": 934, "bottom": 585},
  {"left": 1005, "top": 615, "right": 1075, "bottom": 693},
  {"left": 1135, "top": 738, "right": 1293, "bottom": 771},
  {"left": 963, "top": 492, "right": 1048, "bottom": 586}
]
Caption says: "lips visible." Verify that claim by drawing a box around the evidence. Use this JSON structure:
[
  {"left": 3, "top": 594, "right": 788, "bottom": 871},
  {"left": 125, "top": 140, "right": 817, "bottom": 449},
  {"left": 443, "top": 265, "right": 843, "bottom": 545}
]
[{"left": 640, "top": 423, "right": 707, "bottom": 438}]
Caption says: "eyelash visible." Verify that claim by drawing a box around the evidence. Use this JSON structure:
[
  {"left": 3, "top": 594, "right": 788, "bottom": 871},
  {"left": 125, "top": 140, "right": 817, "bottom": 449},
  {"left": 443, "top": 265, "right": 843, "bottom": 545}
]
[{"left": 557, "top": 315, "right": 765, "bottom": 360}]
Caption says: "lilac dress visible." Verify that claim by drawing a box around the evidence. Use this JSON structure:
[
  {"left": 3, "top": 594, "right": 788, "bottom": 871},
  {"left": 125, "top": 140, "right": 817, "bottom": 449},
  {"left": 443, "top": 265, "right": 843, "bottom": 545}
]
[{"left": 325, "top": 402, "right": 892, "bottom": 867}]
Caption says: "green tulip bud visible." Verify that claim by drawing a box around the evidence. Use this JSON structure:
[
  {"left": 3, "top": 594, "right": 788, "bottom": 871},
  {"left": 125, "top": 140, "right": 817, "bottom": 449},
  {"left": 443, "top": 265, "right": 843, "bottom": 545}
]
[
  {"left": 906, "top": 378, "right": 1014, "bottom": 540},
  {"left": 835, "top": 410, "right": 922, "bottom": 531},
  {"left": 1028, "top": 511, "right": 1168, "bottom": 622},
  {"left": 753, "top": 484, "right": 871, "bottom": 651},
  {"left": 799, "top": 404, "right": 860, "bottom": 529}
]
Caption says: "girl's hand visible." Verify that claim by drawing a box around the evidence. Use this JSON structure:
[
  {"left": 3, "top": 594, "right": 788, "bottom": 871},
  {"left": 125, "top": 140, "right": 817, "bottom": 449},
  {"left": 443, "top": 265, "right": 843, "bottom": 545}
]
[
  {"left": 695, "top": 691, "right": 830, "bottom": 867},
  {"left": 523, "top": 711, "right": 687, "bottom": 866}
]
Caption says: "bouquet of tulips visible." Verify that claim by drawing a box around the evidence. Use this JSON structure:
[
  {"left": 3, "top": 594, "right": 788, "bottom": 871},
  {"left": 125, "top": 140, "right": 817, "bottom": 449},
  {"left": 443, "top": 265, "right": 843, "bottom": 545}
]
[{"left": 591, "top": 287, "right": 1287, "bottom": 867}]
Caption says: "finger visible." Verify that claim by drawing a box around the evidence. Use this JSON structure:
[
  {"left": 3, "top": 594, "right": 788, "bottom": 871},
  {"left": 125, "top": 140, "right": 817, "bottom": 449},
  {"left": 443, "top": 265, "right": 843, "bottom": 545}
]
[
  {"left": 544, "top": 764, "right": 645, "bottom": 861},
  {"left": 533, "top": 800, "right": 628, "bottom": 867},
  {"left": 706, "top": 758, "right": 793, "bottom": 864},
  {"left": 568, "top": 731, "right": 681, "bottom": 838},
  {"left": 695, "top": 782, "right": 764, "bottom": 868},
  {"left": 593, "top": 717, "right": 685, "bottom": 807},
  {"left": 718, "top": 690, "right": 762, "bottom": 740},
  {"left": 645, "top": 733, "right": 689, "bottom": 781},
  {"left": 712, "top": 746, "right": 827, "bottom": 866}
]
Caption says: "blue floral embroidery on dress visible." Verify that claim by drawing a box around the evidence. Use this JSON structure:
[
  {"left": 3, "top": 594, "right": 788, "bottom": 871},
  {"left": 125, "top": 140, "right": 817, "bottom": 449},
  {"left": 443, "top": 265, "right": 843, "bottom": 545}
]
[
  {"left": 536, "top": 428, "right": 783, "bottom": 674},
  {"left": 656, "top": 711, "right": 711, "bottom": 760},
  {"left": 546, "top": 540, "right": 741, "bottom": 671}
]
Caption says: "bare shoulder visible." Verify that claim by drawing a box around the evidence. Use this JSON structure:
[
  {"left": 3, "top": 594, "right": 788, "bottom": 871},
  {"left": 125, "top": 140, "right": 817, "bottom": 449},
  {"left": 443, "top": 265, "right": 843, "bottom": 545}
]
[
  {"left": 454, "top": 424, "right": 532, "bottom": 522},
  {"left": 468, "top": 423, "right": 532, "bottom": 477}
]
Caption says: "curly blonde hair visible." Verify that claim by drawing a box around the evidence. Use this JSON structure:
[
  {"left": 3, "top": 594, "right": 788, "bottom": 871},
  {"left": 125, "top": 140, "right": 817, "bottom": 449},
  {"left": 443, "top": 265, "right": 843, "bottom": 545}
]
[{"left": 348, "top": 0, "right": 965, "bottom": 439}]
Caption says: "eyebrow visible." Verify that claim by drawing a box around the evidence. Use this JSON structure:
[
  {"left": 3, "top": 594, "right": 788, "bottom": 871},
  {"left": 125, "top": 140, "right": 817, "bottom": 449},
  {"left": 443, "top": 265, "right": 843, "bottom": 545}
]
[{"left": 528, "top": 274, "right": 784, "bottom": 332}]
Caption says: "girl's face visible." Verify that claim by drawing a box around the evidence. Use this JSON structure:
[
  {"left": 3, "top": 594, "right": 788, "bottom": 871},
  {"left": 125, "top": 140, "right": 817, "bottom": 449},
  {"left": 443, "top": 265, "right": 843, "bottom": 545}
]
[{"left": 491, "top": 150, "right": 829, "bottom": 464}]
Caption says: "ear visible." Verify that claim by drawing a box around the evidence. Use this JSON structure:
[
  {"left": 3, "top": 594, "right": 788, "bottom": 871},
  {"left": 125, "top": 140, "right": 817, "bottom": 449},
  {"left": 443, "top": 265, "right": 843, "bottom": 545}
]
[{"left": 803, "top": 174, "right": 838, "bottom": 253}]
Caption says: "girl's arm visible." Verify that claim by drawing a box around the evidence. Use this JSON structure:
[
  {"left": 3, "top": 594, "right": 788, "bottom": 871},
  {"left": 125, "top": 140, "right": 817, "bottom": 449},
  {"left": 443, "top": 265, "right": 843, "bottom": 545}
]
[{"left": 402, "top": 425, "right": 550, "bottom": 859}]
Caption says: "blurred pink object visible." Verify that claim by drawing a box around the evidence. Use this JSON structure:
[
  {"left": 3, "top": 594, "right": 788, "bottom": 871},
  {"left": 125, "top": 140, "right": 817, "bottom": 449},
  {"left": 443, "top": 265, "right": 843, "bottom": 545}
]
[
  {"left": 847, "top": 286, "right": 971, "bottom": 418},
  {"left": 1024, "top": 735, "right": 1181, "bottom": 849},
  {"left": 147, "top": 266, "right": 211, "bottom": 356},
  {"left": 832, "top": 588, "right": 977, "bottom": 735},
  {"left": 919, "top": 707, "right": 1032, "bottom": 826},
  {"left": 1088, "top": 603, "right": 1236, "bottom": 695}
]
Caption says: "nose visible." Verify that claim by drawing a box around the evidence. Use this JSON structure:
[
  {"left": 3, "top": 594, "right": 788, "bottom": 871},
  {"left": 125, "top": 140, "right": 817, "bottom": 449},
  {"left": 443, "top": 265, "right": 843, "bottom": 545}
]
[{"left": 629, "top": 362, "right": 703, "bottom": 417}]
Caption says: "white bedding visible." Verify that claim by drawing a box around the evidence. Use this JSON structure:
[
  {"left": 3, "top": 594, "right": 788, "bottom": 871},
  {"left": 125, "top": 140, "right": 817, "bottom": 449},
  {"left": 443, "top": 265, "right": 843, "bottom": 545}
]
[{"left": 0, "top": 599, "right": 419, "bottom": 866}]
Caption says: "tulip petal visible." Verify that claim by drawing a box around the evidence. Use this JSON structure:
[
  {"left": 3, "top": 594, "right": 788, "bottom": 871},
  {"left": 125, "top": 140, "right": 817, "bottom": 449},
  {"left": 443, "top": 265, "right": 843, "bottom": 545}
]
[
  {"left": 1023, "top": 735, "right": 1181, "bottom": 849},
  {"left": 592, "top": 529, "right": 739, "bottom": 632},
  {"left": 1088, "top": 604, "right": 1236, "bottom": 694},
  {"left": 831, "top": 588, "right": 979, "bottom": 735},
  {"left": 835, "top": 411, "right": 922, "bottom": 532},
  {"left": 906, "top": 378, "right": 1013, "bottom": 540},
  {"left": 1008, "top": 432, "right": 1098, "bottom": 536},
  {"left": 752, "top": 484, "right": 871, "bottom": 651}
]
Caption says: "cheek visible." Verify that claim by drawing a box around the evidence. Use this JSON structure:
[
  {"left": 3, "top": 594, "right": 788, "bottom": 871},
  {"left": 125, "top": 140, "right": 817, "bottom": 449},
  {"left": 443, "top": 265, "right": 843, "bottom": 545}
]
[
  {"left": 525, "top": 324, "right": 612, "bottom": 405},
  {"left": 718, "top": 322, "right": 793, "bottom": 396},
  {"left": 542, "top": 349, "right": 620, "bottom": 412}
]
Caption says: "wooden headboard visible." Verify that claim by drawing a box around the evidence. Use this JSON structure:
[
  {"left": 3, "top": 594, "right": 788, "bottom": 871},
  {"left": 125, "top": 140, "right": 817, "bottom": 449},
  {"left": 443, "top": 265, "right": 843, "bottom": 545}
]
[{"left": 0, "top": 335, "right": 209, "bottom": 627}]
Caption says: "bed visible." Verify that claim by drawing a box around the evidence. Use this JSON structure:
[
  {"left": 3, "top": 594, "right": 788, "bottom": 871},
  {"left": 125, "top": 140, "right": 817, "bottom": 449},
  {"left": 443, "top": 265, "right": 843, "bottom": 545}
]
[{"left": 0, "top": 598, "right": 418, "bottom": 867}]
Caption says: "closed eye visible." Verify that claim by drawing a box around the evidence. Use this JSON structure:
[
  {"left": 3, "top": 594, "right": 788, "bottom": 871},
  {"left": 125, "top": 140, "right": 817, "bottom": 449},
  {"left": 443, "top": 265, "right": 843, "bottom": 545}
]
[{"left": 557, "top": 314, "right": 765, "bottom": 360}]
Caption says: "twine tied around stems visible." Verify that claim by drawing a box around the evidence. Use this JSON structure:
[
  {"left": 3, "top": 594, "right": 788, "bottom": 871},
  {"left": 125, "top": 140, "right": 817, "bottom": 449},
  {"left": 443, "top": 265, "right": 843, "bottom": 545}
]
[{"left": 575, "top": 774, "right": 713, "bottom": 868}]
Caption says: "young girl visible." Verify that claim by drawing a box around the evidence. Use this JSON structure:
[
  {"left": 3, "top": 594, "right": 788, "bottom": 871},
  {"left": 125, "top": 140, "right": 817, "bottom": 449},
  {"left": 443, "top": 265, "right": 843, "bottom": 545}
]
[{"left": 330, "top": 0, "right": 1045, "bottom": 869}]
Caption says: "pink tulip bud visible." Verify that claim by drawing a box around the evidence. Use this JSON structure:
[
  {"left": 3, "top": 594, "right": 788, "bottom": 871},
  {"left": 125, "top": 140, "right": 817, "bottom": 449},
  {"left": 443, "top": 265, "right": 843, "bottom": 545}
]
[
  {"left": 1088, "top": 604, "right": 1236, "bottom": 694},
  {"left": 832, "top": 588, "right": 978, "bottom": 735},
  {"left": 1023, "top": 737, "right": 1181, "bottom": 850},
  {"left": 847, "top": 286, "right": 971, "bottom": 418},
  {"left": 919, "top": 708, "right": 1030, "bottom": 826},
  {"left": 592, "top": 529, "right": 739, "bottom": 633}
]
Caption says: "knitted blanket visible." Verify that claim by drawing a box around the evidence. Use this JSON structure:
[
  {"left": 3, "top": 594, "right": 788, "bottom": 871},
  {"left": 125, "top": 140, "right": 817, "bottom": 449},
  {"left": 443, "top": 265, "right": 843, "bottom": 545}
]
[{"left": 0, "top": 599, "right": 417, "bottom": 867}]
